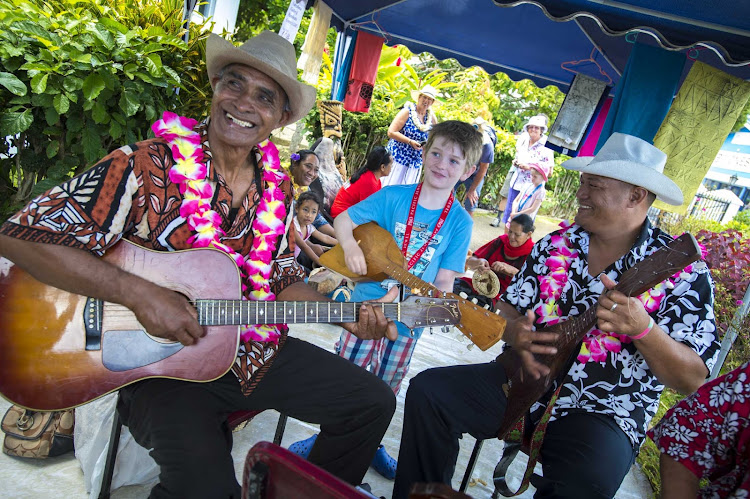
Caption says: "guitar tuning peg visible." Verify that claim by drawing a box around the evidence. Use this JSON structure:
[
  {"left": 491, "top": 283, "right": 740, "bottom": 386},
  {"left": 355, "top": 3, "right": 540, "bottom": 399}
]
[
  {"left": 495, "top": 309, "right": 502, "bottom": 315},
  {"left": 483, "top": 304, "right": 490, "bottom": 310},
  {"left": 466, "top": 343, "right": 474, "bottom": 350},
  {"left": 459, "top": 292, "right": 468, "bottom": 299},
  {"left": 471, "top": 298, "right": 478, "bottom": 304}
]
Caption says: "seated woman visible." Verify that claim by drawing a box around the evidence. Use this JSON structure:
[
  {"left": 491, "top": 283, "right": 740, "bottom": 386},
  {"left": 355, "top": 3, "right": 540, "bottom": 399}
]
[
  {"left": 330, "top": 146, "right": 393, "bottom": 218},
  {"left": 454, "top": 214, "right": 535, "bottom": 308},
  {"left": 288, "top": 149, "right": 336, "bottom": 239}
]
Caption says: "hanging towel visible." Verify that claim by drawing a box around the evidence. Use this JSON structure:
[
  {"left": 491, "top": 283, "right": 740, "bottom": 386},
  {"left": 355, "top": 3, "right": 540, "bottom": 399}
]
[
  {"left": 579, "top": 97, "right": 612, "bottom": 157},
  {"left": 344, "top": 30, "right": 385, "bottom": 113},
  {"left": 595, "top": 43, "right": 685, "bottom": 152},
  {"left": 653, "top": 61, "right": 750, "bottom": 214},
  {"left": 331, "top": 29, "right": 357, "bottom": 102}
]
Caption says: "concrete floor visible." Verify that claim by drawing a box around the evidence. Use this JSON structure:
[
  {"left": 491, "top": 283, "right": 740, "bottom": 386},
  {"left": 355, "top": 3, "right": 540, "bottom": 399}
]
[{"left": 0, "top": 210, "right": 655, "bottom": 498}]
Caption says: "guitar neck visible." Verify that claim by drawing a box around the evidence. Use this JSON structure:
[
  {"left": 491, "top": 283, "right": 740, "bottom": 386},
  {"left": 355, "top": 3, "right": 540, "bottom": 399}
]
[
  {"left": 379, "top": 262, "right": 442, "bottom": 297},
  {"left": 195, "top": 300, "right": 400, "bottom": 326}
]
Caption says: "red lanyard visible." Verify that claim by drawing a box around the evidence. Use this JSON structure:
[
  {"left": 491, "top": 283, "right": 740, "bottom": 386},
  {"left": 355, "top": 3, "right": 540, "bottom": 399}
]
[{"left": 402, "top": 184, "right": 454, "bottom": 270}]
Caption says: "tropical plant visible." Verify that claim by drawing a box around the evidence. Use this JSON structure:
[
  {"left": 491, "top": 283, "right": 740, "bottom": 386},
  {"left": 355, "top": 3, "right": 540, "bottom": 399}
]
[{"left": 0, "top": 0, "right": 213, "bottom": 220}]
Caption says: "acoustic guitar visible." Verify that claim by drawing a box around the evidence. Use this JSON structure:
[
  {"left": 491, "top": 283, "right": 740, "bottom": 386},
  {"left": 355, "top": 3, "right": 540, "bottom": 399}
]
[
  {"left": 495, "top": 233, "right": 702, "bottom": 440},
  {"left": 0, "top": 240, "right": 460, "bottom": 411},
  {"left": 320, "top": 223, "right": 507, "bottom": 351}
]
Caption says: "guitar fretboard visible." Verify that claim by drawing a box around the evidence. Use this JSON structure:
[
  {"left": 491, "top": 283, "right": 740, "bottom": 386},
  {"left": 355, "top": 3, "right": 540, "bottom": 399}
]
[{"left": 195, "top": 300, "right": 399, "bottom": 326}]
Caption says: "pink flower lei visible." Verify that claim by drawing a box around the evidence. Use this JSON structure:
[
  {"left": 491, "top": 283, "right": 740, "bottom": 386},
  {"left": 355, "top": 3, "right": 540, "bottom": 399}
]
[
  {"left": 152, "top": 111, "right": 287, "bottom": 344},
  {"left": 536, "top": 220, "right": 691, "bottom": 364}
]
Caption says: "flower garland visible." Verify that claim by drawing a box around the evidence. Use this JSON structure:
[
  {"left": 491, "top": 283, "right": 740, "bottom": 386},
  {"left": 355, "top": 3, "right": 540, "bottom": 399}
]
[
  {"left": 406, "top": 101, "right": 434, "bottom": 133},
  {"left": 535, "top": 221, "right": 696, "bottom": 364},
  {"left": 152, "top": 111, "right": 287, "bottom": 344}
]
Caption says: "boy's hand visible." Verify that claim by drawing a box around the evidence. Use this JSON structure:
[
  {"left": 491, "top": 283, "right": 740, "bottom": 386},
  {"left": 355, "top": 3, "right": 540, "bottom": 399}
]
[{"left": 342, "top": 239, "right": 368, "bottom": 275}]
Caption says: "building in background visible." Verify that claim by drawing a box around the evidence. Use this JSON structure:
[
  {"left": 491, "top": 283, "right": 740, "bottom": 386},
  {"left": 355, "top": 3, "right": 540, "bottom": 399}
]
[{"left": 704, "top": 122, "right": 750, "bottom": 210}]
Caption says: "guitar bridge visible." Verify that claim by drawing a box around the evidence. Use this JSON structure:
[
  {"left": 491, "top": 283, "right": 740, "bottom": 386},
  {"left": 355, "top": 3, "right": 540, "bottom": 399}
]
[{"left": 84, "top": 297, "right": 103, "bottom": 350}]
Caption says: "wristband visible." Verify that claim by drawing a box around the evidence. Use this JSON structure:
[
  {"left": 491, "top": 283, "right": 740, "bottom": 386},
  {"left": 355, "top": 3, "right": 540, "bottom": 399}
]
[{"left": 632, "top": 317, "right": 654, "bottom": 340}]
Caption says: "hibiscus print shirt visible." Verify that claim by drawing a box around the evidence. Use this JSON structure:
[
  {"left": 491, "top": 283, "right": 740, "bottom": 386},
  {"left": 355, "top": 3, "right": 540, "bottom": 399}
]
[
  {"left": 649, "top": 361, "right": 750, "bottom": 498},
  {"left": 502, "top": 221, "right": 720, "bottom": 447}
]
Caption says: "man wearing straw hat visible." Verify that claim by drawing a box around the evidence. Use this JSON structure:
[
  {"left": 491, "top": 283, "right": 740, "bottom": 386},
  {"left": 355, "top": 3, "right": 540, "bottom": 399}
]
[
  {"left": 0, "top": 31, "right": 398, "bottom": 497},
  {"left": 393, "top": 133, "right": 720, "bottom": 499}
]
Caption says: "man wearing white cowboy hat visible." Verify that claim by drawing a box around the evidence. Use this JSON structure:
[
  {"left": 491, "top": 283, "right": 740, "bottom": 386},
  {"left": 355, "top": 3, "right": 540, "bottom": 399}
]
[
  {"left": 382, "top": 84, "right": 439, "bottom": 186},
  {"left": 393, "top": 133, "right": 720, "bottom": 499},
  {"left": 491, "top": 114, "right": 554, "bottom": 227},
  {"left": 0, "top": 31, "right": 399, "bottom": 497}
]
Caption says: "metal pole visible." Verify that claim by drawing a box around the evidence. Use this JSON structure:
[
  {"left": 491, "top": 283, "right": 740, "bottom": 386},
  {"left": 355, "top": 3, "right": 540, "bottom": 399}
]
[{"left": 710, "top": 283, "right": 750, "bottom": 380}]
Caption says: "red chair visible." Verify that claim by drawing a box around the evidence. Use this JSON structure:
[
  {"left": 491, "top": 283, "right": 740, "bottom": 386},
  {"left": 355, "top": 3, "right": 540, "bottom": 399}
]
[
  {"left": 99, "top": 406, "right": 287, "bottom": 499},
  {"left": 242, "top": 441, "right": 372, "bottom": 498}
]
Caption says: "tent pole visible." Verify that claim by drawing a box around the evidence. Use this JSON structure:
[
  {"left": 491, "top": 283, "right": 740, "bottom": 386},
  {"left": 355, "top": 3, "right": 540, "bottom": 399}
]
[{"left": 575, "top": 19, "right": 622, "bottom": 77}]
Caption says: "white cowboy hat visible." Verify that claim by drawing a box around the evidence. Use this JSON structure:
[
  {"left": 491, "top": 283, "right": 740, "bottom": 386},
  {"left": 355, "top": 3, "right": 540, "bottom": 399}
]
[
  {"left": 411, "top": 85, "right": 438, "bottom": 102},
  {"left": 206, "top": 32, "right": 317, "bottom": 127},
  {"left": 562, "top": 133, "right": 684, "bottom": 205},
  {"left": 522, "top": 115, "right": 548, "bottom": 134}
]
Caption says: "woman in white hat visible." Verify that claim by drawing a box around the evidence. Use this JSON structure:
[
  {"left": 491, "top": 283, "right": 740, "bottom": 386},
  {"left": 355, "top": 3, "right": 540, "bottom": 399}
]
[
  {"left": 381, "top": 85, "right": 439, "bottom": 186},
  {"left": 491, "top": 115, "right": 554, "bottom": 227}
]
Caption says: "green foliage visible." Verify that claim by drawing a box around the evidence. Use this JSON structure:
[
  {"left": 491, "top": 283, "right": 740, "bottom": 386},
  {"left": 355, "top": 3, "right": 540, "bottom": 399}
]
[
  {"left": 0, "top": 0, "right": 213, "bottom": 220},
  {"left": 636, "top": 224, "right": 750, "bottom": 496}
]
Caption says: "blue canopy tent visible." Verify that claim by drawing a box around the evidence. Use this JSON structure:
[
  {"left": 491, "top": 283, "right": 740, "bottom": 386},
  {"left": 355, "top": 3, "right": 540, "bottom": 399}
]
[{"left": 323, "top": 0, "right": 750, "bottom": 92}]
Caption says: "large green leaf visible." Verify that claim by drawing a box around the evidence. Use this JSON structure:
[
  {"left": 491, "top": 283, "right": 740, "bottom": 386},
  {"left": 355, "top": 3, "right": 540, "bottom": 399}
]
[
  {"left": 44, "top": 106, "right": 59, "bottom": 126},
  {"left": 0, "top": 72, "right": 27, "bottom": 96},
  {"left": 82, "top": 125, "right": 102, "bottom": 163},
  {"left": 46, "top": 139, "right": 59, "bottom": 159},
  {"left": 53, "top": 93, "right": 70, "bottom": 114},
  {"left": 0, "top": 109, "right": 33, "bottom": 135},
  {"left": 98, "top": 17, "right": 128, "bottom": 34},
  {"left": 144, "top": 53, "right": 163, "bottom": 77},
  {"left": 83, "top": 73, "right": 105, "bottom": 100},
  {"left": 30, "top": 73, "right": 48, "bottom": 94},
  {"left": 91, "top": 100, "right": 108, "bottom": 124},
  {"left": 119, "top": 90, "right": 140, "bottom": 117}
]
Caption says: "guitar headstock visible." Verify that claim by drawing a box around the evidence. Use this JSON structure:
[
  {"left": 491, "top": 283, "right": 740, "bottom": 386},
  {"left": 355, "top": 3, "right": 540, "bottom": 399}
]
[
  {"left": 616, "top": 233, "right": 702, "bottom": 297},
  {"left": 399, "top": 295, "right": 461, "bottom": 330}
]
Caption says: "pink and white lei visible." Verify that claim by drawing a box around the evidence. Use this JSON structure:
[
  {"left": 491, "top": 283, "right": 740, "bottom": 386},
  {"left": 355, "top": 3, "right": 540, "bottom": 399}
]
[
  {"left": 152, "top": 111, "right": 287, "bottom": 344},
  {"left": 536, "top": 220, "right": 697, "bottom": 364}
]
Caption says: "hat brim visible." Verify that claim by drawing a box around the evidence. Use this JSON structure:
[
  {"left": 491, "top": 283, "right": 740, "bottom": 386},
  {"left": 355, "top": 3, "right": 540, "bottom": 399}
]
[
  {"left": 206, "top": 35, "right": 316, "bottom": 127},
  {"left": 563, "top": 156, "right": 684, "bottom": 205},
  {"left": 523, "top": 123, "right": 548, "bottom": 134},
  {"left": 411, "top": 90, "right": 437, "bottom": 102}
]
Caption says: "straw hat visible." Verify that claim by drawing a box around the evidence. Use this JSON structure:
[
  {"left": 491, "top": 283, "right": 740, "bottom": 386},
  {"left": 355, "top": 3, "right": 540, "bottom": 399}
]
[
  {"left": 562, "top": 133, "right": 683, "bottom": 205},
  {"left": 206, "top": 32, "right": 317, "bottom": 126},
  {"left": 411, "top": 85, "right": 438, "bottom": 102},
  {"left": 522, "top": 115, "right": 548, "bottom": 134}
]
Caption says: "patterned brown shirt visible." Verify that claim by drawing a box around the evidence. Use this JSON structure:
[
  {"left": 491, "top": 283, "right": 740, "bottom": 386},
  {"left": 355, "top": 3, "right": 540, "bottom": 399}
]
[{"left": 0, "top": 125, "right": 305, "bottom": 395}]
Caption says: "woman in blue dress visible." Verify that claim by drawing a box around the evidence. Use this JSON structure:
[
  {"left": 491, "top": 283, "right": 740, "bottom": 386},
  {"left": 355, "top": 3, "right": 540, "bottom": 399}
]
[{"left": 381, "top": 85, "right": 438, "bottom": 186}]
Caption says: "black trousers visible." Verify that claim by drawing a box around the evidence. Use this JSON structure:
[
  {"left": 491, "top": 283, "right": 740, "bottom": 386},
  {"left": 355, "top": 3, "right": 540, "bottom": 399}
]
[
  {"left": 118, "top": 336, "right": 396, "bottom": 499},
  {"left": 392, "top": 362, "right": 636, "bottom": 499}
]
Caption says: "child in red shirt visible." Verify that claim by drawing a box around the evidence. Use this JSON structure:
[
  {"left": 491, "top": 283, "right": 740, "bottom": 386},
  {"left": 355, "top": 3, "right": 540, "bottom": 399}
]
[{"left": 330, "top": 147, "right": 392, "bottom": 218}]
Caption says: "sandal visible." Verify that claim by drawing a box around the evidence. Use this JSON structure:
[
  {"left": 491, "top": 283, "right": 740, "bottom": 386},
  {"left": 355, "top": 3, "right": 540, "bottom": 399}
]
[
  {"left": 288, "top": 434, "right": 318, "bottom": 460},
  {"left": 370, "top": 444, "right": 397, "bottom": 480}
]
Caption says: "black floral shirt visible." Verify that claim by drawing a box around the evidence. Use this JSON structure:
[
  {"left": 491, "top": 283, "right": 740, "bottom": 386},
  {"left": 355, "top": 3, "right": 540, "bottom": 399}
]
[{"left": 502, "top": 221, "right": 721, "bottom": 447}]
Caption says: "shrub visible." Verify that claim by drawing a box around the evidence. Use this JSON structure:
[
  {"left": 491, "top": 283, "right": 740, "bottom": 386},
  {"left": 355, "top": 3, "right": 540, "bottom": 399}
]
[{"left": 0, "top": 0, "right": 212, "bottom": 220}]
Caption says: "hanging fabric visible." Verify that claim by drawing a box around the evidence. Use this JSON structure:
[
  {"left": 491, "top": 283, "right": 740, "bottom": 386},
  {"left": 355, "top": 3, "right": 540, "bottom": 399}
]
[
  {"left": 578, "top": 97, "right": 612, "bottom": 157},
  {"left": 331, "top": 28, "right": 357, "bottom": 102},
  {"left": 595, "top": 43, "right": 685, "bottom": 152},
  {"left": 653, "top": 61, "right": 750, "bottom": 214},
  {"left": 297, "top": 1, "right": 332, "bottom": 85},
  {"left": 343, "top": 30, "right": 385, "bottom": 113},
  {"left": 546, "top": 73, "right": 610, "bottom": 156}
]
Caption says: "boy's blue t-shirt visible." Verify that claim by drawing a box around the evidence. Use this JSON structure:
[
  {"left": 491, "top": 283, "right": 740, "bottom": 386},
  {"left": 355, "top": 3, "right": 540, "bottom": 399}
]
[{"left": 347, "top": 184, "right": 473, "bottom": 338}]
